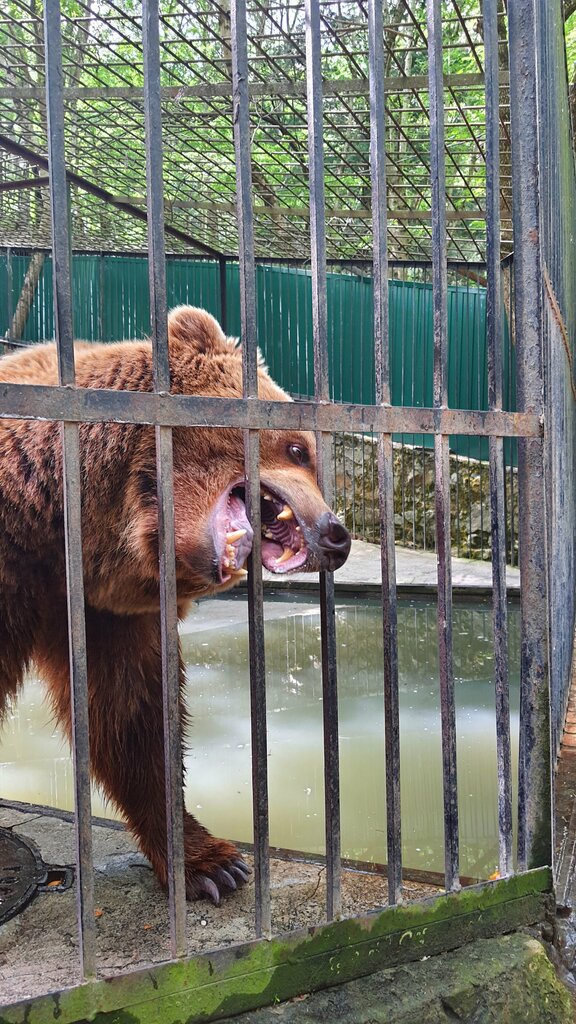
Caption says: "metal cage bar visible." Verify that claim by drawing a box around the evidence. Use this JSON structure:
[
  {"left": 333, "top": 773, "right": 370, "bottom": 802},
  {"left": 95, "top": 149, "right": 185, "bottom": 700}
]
[
  {"left": 508, "top": 0, "right": 552, "bottom": 873},
  {"left": 368, "top": 0, "right": 402, "bottom": 907},
  {"left": 426, "top": 0, "right": 459, "bottom": 893},
  {"left": 0, "top": 386, "right": 541, "bottom": 435},
  {"left": 142, "top": 0, "right": 187, "bottom": 956},
  {"left": 305, "top": 0, "right": 342, "bottom": 922},
  {"left": 483, "top": 0, "right": 513, "bottom": 879},
  {"left": 231, "top": 0, "right": 271, "bottom": 938},
  {"left": 4, "top": 247, "right": 13, "bottom": 346},
  {"left": 43, "top": 0, "right": 97, "bottom": 979}
]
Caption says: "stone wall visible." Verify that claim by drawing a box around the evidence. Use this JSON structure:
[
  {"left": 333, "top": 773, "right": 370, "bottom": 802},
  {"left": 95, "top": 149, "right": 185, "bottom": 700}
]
[{"left": 333, "top": 433, "right": 519, "bottom": 563}]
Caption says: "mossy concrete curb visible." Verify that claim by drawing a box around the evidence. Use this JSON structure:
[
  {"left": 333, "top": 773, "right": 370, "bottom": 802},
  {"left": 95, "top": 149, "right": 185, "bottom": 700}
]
[{"left": 220, "top": 933, "right": 573, "bottom": 1024}]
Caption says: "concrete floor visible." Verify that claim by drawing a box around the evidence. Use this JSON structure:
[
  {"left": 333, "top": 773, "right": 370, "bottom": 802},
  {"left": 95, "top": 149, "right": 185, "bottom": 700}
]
[{"left": 0, "top": 803, "right": 440, "bottom": 1005}]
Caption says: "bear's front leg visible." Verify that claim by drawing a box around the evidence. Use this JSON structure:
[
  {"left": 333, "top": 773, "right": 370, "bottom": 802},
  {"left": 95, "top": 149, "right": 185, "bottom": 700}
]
[{"left": 36, "top": 604, "right": 251, "bottom": 904}]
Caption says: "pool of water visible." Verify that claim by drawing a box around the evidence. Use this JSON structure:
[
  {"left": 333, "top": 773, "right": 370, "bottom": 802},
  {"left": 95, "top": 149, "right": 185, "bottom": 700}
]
[{"left": 0, "top": 591, "right": 520, "bottom": 880}]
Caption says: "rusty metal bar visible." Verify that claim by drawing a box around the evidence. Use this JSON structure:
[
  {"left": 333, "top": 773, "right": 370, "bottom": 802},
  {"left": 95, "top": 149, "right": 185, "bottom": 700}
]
[
  {"left": 43, "top": 0, "right": 96, "bottom": 980},
  {"left": 0, "top": 71, "right": 512, "bottom": 104},
  {"left": 0, "top": 236, "right": 495, "bottom": 270},
  {"left": 305, "top": 0, "right": 342, "bottom": 923},
  {"left": 219, "top": 256, "right": 228, "bottom": 335},
  {"left": 0, "top": 384, "right": 543, "bottom": 437},
  {"left": 231, "top": 0, "right": 271, "bottom": 938},
  {"left": 484, "top": 0, "right": 513, "bottom": 879},
  {"left": 427, "top": 0, "right": 459, "bottom": 893},
  {"left": 5, "top": 247, "right": 13, "bottom": 344},
  {"left": 0, "top": 175, "right": 50, "bottom": 192},
  {"left": 142, "top": 0, "right": 187, "bottom": 957},
  {"left": 508, "top": 0, "right": 552, "bottom": 873},
  {"left": 368, "top": 0, "right": 402, "bottom": 907}
]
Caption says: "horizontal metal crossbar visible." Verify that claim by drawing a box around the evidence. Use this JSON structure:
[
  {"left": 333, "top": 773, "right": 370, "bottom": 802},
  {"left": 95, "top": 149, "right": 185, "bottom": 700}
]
[
  {"left": 0, "top": 71, "right": 510, "bottom": 102},
  {"left": 0, "top": 383, "right": 542, "bottom": 436}
]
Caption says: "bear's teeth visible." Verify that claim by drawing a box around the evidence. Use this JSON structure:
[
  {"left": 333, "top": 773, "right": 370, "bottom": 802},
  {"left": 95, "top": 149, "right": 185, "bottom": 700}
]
[
  {"left": 226, "top": 529, "right": 247, "bottom": 543},
  {"left": 276, "top": 506, "right": 293, "bottom": 521},
  {"left": 230, "top": 568, "right": 248, "bottom": 578},
  {"left": 275, "top": 547, "right": 294, "bottom": 565}
]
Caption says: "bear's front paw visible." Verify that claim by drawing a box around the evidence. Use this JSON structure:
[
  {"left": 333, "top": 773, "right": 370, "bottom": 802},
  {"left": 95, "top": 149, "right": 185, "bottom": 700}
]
[{"left": 185, "top": 838, "right": 252, "bottom": 905}]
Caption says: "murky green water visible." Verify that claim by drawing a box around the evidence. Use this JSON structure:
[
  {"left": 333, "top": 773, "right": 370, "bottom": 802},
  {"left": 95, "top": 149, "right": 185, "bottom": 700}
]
[{"left": 0, "top": 592, "right": 519, "bottom": 880}]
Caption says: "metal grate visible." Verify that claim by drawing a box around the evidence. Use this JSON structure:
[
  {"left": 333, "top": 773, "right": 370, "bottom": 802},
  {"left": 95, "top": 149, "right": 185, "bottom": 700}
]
[
  {"left": 0, "top": 828, "right": 73, "bottom": 925},
  {"left": 0, "top": 0, "right": 573, "bottom": 1018}
]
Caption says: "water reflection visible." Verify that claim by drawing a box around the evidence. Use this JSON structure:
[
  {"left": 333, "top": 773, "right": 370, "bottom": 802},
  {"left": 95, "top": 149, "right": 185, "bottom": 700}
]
[{"left": 0, "top": 592, "right": 519, "bottom": 880}]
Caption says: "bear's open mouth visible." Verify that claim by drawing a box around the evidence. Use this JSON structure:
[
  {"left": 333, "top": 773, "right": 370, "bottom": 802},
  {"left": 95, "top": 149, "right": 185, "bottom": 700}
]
[
  {"left": 258, "top": 485, "right": 308, "bottom": 574},
  {"left": 214, "top": 482, "right": 308, "bottom": 583}
]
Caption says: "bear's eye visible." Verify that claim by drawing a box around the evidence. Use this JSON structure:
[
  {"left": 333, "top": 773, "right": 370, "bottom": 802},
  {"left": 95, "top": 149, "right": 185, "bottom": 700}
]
[{"left": 288, "top": 443, "right": 310, "bottom": 466}]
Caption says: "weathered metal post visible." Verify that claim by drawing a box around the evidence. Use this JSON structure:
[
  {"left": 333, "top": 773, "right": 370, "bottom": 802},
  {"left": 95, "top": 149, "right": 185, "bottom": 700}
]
[
  {"left": 508, "top": 0, "right": 552, "bottom": 872},
  {"left": 43, "top": 0, "right": 96, "bottom": 979}
]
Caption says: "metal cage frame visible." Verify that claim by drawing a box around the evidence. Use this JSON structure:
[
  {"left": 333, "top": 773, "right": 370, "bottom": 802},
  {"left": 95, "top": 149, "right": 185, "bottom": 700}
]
[{"left": 1, "top": 0, "right": 575, "bottom": 1020}]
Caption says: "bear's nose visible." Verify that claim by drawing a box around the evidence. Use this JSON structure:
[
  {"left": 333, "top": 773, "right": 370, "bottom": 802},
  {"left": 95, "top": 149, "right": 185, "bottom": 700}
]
[{"left": 316, "top": 512, "right": 351, "bottom": 571}]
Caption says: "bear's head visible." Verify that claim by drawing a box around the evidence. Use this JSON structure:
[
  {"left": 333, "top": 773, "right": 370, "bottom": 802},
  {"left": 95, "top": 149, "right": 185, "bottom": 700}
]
[{"left": 144, "top": 306, "right": 351, "bottom": 599}]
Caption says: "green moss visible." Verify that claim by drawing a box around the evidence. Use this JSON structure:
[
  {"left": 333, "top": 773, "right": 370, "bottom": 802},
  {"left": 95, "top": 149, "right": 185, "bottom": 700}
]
[{"left": 0, "top": 870, "right": 553, "bottom": 1024}]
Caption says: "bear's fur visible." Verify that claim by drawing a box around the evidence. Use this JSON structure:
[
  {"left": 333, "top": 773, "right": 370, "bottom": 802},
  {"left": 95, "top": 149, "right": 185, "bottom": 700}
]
[{"left": 0, "top": 307, "right": 350, "bottom": 903}]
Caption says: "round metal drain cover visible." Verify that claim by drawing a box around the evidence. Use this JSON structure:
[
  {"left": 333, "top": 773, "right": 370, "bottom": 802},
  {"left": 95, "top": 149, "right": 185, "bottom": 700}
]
[{"left": 0, "top": 827, "right": 73, "bottom": 924}]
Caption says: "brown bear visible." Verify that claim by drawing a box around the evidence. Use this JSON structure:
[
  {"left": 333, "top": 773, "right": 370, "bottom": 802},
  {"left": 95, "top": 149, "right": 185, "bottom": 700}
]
[{"left": 0, "top": 306, "right": 350, "bottom": 904}]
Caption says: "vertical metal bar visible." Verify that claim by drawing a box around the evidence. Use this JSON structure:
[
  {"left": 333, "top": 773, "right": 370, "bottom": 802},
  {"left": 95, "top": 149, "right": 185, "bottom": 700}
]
[
  {"left": 142, "top": 0, "right": 187, "bottom": 957},
  {"left": 508, "top": 0, "right": 552, "bottom": 872},
  {"left": 304, "top": 0, "right": 341, "bottom": 921},
  {"left": 98, "top": 254, "right": 104, "bottom": 341},
  {"left": 426, "top": 0, "right": 459, "bottom": 892},
  {"left": 230, "top": 0, "right": 271, "bottom": 938},
  {"left": 508, "top": 263, "right": 517, "bottom": 569},
  {"left": 474, "top": 278, "right": 486, "bottom": 561},
  {"left": 484, "top": 0, "right": 513, "bottom": 878},
  {"left": 43, "top": 0, "right": 96, "bottom": 979},
  {"left": 467, "top": 278, "right": 474, "bottom": 559},
  {"left": 350, "top": 431, "right": 357, "bottom": 536},
  {"left": 422, "top": 269, "right": 428, "bottom": 553},
  {"left": 5, "top": 247, "right": 13, "bottom": 345},
  {"left": 368, "top": 0, "right": 401, "bottom": 906},
  {"left": 219, "top": 256, "right": 228, "bottom": 334}
]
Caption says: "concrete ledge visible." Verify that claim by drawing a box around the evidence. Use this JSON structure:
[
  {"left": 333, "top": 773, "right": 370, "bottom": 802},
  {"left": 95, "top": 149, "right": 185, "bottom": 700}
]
[
  {"left": 260, "top": 539, "right": 521, "bottom": 597},
  {"left": 223, "top": 933, "right": 573, "bottom": 1024}
]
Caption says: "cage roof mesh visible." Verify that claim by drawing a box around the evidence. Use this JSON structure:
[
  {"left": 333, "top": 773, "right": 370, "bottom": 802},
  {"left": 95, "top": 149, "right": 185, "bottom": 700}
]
[{"left": 0, "top": 0, "right": 512, "bottom": 262}]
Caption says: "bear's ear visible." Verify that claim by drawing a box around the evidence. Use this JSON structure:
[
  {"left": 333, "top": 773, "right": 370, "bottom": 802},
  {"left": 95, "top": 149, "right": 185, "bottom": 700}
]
[{"left": 167, "top": 306, "right": 234, "bottom": 355}]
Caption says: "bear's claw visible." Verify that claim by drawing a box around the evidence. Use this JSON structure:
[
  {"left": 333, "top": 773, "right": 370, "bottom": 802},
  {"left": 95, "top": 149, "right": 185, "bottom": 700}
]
[
  {"left": 190, "top": 857, "right": 251, "bottom": 905},
  {"left": 231, "top": 860, "right": 251, "bottom": 882},
  {"left": 215, "top": 867, "right": 237, "bottom": 891},
  {"left": 197, "top": 876, "right": 221, "bottom": 904}
]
